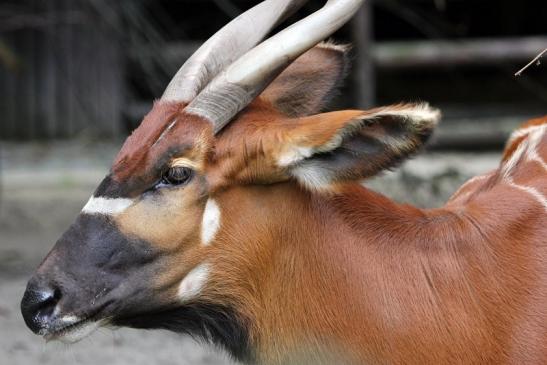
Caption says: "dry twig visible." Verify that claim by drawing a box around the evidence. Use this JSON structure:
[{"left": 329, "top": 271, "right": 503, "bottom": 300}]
[{"left": 515, "top": 48, "right": 547, "bottom": 76}]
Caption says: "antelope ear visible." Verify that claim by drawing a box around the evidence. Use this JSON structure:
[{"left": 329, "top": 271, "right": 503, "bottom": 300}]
[
  {"left": 274, "top": 103, "right": 441, "bottom": 190},
  {"left": 259, "top": 42, "right": 349, "bottom": 117}
]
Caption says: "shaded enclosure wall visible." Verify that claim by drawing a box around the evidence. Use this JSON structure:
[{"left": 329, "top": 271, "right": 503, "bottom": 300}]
[
  {"left": 0, "top": 0, "right": 546, "bottom": 143},
  {"left": 0, "top": 0, "right": 123, "bottom": 139}
]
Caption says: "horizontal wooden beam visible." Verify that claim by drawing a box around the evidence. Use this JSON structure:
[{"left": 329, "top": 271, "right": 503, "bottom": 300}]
[
  {"left": 374, "top": 36, "right": 547, "bottom": 69},
  {"left": 429, "top": 104, "right": 544, "bottom": 149},
  {"left": 130, "top": 36, "right": 547, "bottom": 71}
]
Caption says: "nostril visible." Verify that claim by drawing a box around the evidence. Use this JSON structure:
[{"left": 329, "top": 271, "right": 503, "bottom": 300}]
[
  {"left": 44, "top": 287, "right": 61, "bottom": 306},
  {"left": 21, "top": 283, "right": 62, "bottom": 334},
  {"left": 37, "top": 288, "right": 61, "bottom": 316},
  {"left": 52, "top": 287, "right": 62, "bottom": 302}
]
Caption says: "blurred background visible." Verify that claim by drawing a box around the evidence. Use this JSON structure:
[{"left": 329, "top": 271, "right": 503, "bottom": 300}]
[{"left": 0, "top": 0, "right": 545, "bottom": 364}]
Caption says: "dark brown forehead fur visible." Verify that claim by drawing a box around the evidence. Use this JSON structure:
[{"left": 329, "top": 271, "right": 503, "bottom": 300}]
[{"left": 110, "top": 101, "right": 212, "bottom": 192}]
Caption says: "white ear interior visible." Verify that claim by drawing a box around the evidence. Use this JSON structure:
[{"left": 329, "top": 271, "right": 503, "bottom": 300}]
[{"left": 278, "top": 103, "right": 441, "bottom": 190}]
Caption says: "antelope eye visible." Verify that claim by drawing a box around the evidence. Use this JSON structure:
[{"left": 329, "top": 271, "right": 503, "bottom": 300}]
[{"left": 161, "top": 166, "right": 193, "bottom": 186}]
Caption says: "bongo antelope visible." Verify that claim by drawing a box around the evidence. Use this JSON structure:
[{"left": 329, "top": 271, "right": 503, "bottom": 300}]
[{"left": 21, "top": 0, "right": 547, "bottom": 364}]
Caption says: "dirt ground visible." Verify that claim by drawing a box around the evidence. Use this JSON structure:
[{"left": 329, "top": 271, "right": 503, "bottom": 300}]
[{"left": 0, "top": 140, "right": 501, "bottom": 365}]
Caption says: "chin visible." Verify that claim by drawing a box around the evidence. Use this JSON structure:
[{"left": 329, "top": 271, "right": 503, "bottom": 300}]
[{"left": 43, "top": 317, "right": 106, "bottom": 344}]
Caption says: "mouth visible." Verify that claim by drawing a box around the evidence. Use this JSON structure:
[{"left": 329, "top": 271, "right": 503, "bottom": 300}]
[
  {"left": 42, "top": 303, "right": 112, "bottom": 344},
  {"left": 43, "top": 317, "right": 103, "bottom": 343}
]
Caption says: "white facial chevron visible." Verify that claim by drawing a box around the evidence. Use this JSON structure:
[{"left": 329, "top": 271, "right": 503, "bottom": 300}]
[
  {"left": 81, "top": 196, "right": 134, "bottom": 215},
  {"left": 201, "top": 199, "right": 221, "bottom": 245}
]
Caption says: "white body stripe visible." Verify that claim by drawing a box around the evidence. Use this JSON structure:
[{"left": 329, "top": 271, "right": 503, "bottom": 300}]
[
  {"left": 507, "top": 124, "right": 546, "bottom": 145},
  {"left": 178, "top": 263, "right": 210, "bottom": 301},
  {"left": 508, "top": 179, "right": 547, "bottom": 212},
  {"left": 528, "top": 126, "right": 547, "bottom": 171},
  {"left": 501, "top": 138, "right": 529, "bottom": 179},
  {"left": 201, "top": 199, "right": 221, "bottom": 245},
  {"left": 81, "top": 196, "right": 134, "bottom": 215},
  {"left": 529, "top": 149, "right": 547, "bottom": 171},
  {"left": 502, "top": 124, "right": 546, "bottom": 179}
]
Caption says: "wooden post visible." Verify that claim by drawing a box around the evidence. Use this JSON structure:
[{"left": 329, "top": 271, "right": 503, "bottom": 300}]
[{"left": 351, "top": 0, "right": 375, "bottom": 109}]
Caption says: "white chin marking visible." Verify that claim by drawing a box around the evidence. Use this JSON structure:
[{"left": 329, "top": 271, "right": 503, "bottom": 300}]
[
  {"left": 178, "top": 263, "right": 210, "bottom": 302},
  {"left": 48, "top": 317, "right": 102, "bottom": 344},
  {"left": 57, "top": 321, "right": 101, "bottom": 344},
  {"left": 81, "top": 196, "right": 134, "bottom": 216},
  {"left": 59, "top": 315, "right": 79, "bottom": 325},
  {"left": 201, "top": 199, "right": 221, "bottom": 245}
]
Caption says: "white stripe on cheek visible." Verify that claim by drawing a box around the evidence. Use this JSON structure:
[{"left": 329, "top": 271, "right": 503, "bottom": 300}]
[
  {"left": 81, "top": 196, "right": 134, "bottom": 215},
  {"left": 201, "top": 199, "right": 221, "bottom": 245},
  {"left": 178, "top": 263, "right": 210, "bottom": 302}
]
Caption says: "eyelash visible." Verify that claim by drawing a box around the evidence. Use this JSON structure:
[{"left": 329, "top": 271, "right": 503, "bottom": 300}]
[{"left": 157, "top": 166, "right": 193, "bottom": 188}]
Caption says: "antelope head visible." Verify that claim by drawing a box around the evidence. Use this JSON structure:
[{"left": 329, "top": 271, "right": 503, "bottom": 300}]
[{"left": 21, "top": 0, "right": 439, "bottom": 362}]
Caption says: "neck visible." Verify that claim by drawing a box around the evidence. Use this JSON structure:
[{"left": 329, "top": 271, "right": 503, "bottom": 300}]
[{"left": 208, "top": 182, "right": 526, "bottom": 364}]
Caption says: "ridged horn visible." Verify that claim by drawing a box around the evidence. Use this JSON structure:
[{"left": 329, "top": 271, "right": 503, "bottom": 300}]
[
  {"left": 186, "top": 0, "right": 365, "bottom": 133},
  {"left": 161, "top": 0, "right": 308, "bottom": 103}
]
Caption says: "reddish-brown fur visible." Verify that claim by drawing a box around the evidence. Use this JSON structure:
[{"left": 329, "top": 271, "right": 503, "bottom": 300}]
[
  {"left": 20, "top": 9, "right": 547, "bottom": 361},
  {"left": 91, "top": 44, "right": 547, "bottom": 364},
  {"left": 178, "top": 112, "right": 547, "bottom": 365},
  {"left": 111, "top": 98, "right": 547, "bottom": 364}
]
